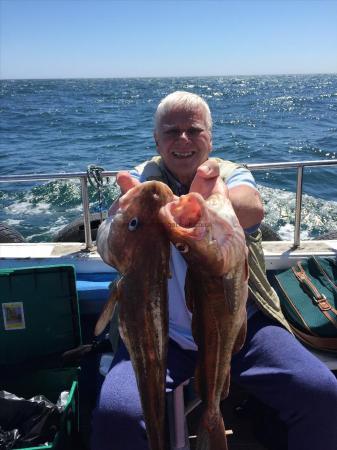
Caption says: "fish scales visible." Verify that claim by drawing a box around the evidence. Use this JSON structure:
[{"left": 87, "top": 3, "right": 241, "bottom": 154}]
[
  {"left": 96, "top": 181, "right": 174, "bottom": 450},
  {"left": 119, "top": 264, "right": 169, "bottom": 450},
  {"left": 160, "top": 184, "right": 248, "bottom": 450}
]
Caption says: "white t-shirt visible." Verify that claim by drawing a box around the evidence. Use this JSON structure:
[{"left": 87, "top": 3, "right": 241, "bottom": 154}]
[{"left": 130, "top": 164, "right": 259, "bottom": 350}]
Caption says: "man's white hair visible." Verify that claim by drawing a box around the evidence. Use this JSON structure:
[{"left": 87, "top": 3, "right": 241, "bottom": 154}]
[{"left": 154, "top": 91, "right": 212, "bottom": 133}]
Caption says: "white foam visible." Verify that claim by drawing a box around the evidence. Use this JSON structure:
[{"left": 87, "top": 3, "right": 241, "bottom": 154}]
[
  {"left": 259, "top": 185, "right": 337, "bottom": 239},
  {"left": 278, "top": 224, "right": 310, "bottom": 241},
  {"left": 5, "top": 201, "right": 51, "bottom": 215},
  {"left": 5, "top": 219, "right": 22, "bottom": 226}
]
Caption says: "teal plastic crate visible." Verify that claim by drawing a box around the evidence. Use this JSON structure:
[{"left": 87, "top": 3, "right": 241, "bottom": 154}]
[{"left": 0, "top": 265, "right": 81, "bottom": 450}]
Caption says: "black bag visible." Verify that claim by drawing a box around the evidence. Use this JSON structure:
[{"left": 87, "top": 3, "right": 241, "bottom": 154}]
[
  {"left": 272, "top": 256, "right": 337, "bottom": 352},
  {"left": 0, "top": 392, "right": 61, "bottom": 449}
]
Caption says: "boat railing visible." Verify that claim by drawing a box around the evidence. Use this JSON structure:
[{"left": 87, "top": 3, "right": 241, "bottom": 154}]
[{"left": 0, "top": 159, "right": 336, "bottom": 250}]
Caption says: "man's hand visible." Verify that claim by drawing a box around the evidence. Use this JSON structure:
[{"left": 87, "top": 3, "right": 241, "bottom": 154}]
[
  {"left": 108, "top": 171, "right": 141, "bottom": 216},
  {"left": 190, "top": 160, "right": 264, "bottom": 230},
  {"left": 190, "top": 160, "right": 226, "bottom": 199},
  {"left": 116, "top": 171, "right": 140, "bottom": 194}
]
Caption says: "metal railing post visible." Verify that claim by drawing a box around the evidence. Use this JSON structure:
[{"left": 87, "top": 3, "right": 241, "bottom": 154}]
[
  {"left": 294, "top": 166, "right": 304, "bottom": 248},
  {"left": 80, "top": 176, "right": 94, "bottom": 250}
]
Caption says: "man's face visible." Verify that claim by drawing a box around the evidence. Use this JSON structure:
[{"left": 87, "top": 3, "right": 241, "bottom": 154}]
[{"left": 154, "top": 107, "right": 212, "bottom": 185}]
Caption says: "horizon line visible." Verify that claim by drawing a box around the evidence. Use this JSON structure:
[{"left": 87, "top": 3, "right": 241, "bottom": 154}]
[{"left": 1, "top": 72, "right": 337, "bottom": 81}]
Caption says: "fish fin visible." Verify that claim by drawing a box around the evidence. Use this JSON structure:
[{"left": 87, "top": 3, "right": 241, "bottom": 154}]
[
  {"left": 222, "top": 274, "right": 238, "bottom": 314},
  {"left": 94, "top": 278, "right": 121, "bottom": 336},
  {"left": 222, "top": 259, "right": 247, "bottom": 314},
  {"left": 196, "top": 410, "right": 228, "bottom": 450},
  {"left": 233, "top": 317, "right": 247, "bottom": 354},
  {"left": 220, "top": 372, "right": 231, "bottom": 400}
]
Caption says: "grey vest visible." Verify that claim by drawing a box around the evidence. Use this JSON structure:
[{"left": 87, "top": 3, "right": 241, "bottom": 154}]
[{"left": 133, "top": 156, "right": 292, "bottom": 333}]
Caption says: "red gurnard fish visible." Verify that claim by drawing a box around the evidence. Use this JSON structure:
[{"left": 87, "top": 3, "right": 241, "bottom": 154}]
[
  {"left": 95, "top": 180, "right": 175, "bottom": 450},
  {"left": 159, "top": 178, "right": 248, "bottom": 450}
]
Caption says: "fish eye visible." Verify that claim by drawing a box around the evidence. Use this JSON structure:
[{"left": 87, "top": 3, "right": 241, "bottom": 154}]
[
  {"left": 175, "top": 242, "right": 189, "bottom": 253},
  {"left": 128, "top": 217, "right": 139, "bottom": 231}
]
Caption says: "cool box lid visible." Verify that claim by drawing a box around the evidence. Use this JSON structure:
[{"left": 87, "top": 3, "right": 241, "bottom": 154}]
[{"left": 0, "top": 265, "right": 81, "bottom": 366}]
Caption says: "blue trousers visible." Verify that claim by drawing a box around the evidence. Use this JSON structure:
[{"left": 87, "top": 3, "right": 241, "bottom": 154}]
[{"left": 91, "top": 312, "right": 337, "bottom": 450}]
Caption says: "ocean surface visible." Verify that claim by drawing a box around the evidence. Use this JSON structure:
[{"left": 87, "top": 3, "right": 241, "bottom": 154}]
[{"left": 1, "top": 75, "right": 336, "bottom": 242}]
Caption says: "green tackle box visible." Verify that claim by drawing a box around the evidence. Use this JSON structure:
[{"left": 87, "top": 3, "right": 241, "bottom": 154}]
[{"left": 0, "top": 265, "right": 81, "bottom": 450}]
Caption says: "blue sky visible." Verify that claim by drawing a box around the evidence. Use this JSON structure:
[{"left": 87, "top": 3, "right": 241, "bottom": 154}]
[{"left": 1, "top": 0, "right": 337, "bottom": 79}]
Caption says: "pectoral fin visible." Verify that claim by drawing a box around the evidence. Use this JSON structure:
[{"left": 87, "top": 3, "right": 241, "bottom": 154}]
[{"left": 94, "top": 278, "right": 121, "bottom": 336}]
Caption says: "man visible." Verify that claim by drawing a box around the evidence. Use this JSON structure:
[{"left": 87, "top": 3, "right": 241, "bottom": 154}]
[{"left": 91, "top": 91, "right": 337, "bottom": 450}]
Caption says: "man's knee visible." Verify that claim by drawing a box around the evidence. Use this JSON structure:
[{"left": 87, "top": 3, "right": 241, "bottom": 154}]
[
  {"left": 93, "top": 402, "right": 142, "bottom": 428},
  {"left": 91, "top": 404, "right": 147, "bottom": 450},
  {"left": 290, "top": 364, "right": 337, "bottom": 415},
  {"left": 308, "top": 370, "right": 337, "bottom": 410}
]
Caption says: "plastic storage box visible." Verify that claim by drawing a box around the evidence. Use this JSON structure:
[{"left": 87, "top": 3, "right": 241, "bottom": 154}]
[{"left": 0, "top": 265, "right": 81, "bottom": 450}]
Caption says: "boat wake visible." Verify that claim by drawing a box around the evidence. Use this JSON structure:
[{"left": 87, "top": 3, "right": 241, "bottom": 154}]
[
  {"left": 0, "top": 181, "right": 336, "bottom": 242},
  {"left": 259, "top": 185, "right": 337, "bottom": 240}
]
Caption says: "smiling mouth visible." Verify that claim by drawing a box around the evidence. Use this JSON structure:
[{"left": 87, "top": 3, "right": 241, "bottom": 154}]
[{"left": 172, "top": 151, "right": 195, "bottom": 159}]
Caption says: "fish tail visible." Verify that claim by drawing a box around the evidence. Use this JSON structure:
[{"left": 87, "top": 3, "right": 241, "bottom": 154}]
[
  {"left": 94, "top": 279, "right": 120, "bottom": 336},
  {"left": 196, "top": 409, "right": 228, "bottom": 450}
]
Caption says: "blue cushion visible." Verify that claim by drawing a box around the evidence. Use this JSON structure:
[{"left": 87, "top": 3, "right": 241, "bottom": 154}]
[{"left": 75, "top": 273, "right": 120, "bottom": 315}]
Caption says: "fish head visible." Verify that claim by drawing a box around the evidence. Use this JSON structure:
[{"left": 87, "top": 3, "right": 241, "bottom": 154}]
[
  {"left": 159, "top": 188, "right": 248, "bottom": 276},
  {"left": 159, "top": 192, "right": 226, "bottom": 275},
  {"left": 97, "top": 180, "right": 174, "bottom": 273}
]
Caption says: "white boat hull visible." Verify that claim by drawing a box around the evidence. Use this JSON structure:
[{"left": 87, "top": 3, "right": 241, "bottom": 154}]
[{"left": 0, "top": 240, "right": 336, "bottom": 272}]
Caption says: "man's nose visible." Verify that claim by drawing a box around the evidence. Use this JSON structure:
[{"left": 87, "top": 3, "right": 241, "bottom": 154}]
[{"left": 178, "top": 131, "right": 189, "bottom": 140}]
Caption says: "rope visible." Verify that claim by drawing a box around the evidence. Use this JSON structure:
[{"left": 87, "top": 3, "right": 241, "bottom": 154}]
[{"left": 87, "top": 165, "right": 108, "bottom": 223}]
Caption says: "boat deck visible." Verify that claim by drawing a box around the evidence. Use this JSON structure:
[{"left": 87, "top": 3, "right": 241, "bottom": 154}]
[
  {"left": 1, "top": 239, "right": 336, "bottom": 272},
  {"left": 188, "top": 385, "right": 270, "bottom": 450}
]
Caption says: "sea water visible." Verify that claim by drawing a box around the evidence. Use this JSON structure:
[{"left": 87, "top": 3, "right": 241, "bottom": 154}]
[{"left": 1, "top": 75, "right": 336, "bottom": 242}]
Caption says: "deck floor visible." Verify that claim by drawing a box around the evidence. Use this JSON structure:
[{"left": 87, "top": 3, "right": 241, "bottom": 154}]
[{"left": 187, "top": 385, "right": 269, "bottom": 450}]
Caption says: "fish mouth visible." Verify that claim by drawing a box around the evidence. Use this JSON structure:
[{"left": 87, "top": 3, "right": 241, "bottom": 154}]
[
  {"left": 160, "top": 193, "right": 209, "bottom": 239},
  {"left": 172, "top": 151, "right": 196, "bottom": 159}
]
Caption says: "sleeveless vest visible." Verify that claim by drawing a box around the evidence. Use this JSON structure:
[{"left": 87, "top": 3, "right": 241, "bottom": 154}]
[{"left": 132, "top": 156, "right": 292, "bottom": 333}]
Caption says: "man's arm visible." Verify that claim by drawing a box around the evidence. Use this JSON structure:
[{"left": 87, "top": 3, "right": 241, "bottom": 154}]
[{"left": 228, "top": 185, "right": 264, "bottom": 230}]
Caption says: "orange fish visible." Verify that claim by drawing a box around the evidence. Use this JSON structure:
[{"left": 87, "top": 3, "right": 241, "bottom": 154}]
[
  {"left": 160, "top": 179, "right": 248, "bottom": 450},
  {"left": 95, "top": 180, "right": 174, "bottom": 450}
]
